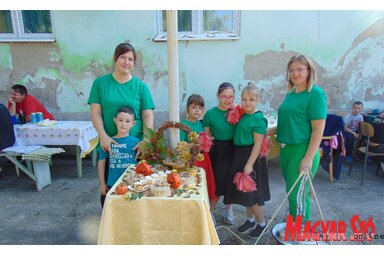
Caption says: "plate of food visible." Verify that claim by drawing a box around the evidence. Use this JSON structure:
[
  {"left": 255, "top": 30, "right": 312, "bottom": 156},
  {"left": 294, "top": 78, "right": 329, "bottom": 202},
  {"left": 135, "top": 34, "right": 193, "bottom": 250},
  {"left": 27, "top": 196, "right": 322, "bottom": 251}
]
[{"left": 128, "top": 184, "right": 150, "bottom": 193}]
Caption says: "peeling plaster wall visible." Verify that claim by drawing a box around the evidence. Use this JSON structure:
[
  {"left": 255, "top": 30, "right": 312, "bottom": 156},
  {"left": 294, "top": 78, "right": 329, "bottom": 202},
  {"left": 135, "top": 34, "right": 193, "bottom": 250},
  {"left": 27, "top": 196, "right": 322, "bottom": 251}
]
[{"left": 0, "top": 10, "right": 383, "bottom": 122}]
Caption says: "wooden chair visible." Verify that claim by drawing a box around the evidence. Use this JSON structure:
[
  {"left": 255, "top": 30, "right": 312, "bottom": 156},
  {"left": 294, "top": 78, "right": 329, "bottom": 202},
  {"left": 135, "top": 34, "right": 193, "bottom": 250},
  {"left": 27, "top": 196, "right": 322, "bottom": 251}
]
[{"left": 348, "top": 122, "right": 384, "bottom": 184}]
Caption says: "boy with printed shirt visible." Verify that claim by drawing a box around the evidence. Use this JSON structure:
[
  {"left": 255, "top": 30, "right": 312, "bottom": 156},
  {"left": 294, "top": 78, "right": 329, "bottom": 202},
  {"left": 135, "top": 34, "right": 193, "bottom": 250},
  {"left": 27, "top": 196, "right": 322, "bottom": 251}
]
[{"left": 98, "top": 106, "right": 140, "bottom": 207}]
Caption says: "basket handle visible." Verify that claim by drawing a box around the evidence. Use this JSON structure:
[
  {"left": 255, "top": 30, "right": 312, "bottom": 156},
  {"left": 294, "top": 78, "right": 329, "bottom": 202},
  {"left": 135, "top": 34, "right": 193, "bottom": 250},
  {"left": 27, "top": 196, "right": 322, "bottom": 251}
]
[{"left": 156, "top": 121, "right": 192, "bottom": 140}]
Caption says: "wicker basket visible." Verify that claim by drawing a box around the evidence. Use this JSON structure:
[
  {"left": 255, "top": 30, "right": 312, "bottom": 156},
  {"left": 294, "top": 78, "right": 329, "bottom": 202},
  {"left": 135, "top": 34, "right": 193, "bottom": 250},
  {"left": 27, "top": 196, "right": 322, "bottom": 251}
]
[{"left": 155, "top": 121, "right": 200, "bottom": 171}]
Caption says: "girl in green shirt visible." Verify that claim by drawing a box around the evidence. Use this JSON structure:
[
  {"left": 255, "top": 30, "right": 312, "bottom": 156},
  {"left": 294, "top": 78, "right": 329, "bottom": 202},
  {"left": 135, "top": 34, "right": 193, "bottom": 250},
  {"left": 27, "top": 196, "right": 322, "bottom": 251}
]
[
  {"left": 223, "top": 84, "right": 270, "bottom": 239},
  {"left": 180, "top": 94, "right": 218, "bottom": 211},
  {"left": 203, "top": 82, "right": 236, "bottom": 225}
]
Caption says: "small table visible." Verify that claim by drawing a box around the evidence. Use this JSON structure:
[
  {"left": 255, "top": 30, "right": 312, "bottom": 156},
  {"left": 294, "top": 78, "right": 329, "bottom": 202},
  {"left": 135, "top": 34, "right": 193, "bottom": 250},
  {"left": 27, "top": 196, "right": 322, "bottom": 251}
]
[
  {"left": 97, "top": 166, "right": 219, "bottom": 245},
  {"left": 13, "top": 121, "right": 98, "bottom": 177}
]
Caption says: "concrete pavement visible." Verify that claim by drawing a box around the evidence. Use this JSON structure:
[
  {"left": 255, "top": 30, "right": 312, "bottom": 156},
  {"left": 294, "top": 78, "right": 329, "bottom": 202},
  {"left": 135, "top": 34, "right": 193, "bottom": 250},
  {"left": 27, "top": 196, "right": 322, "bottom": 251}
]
[{"left": 0, "top": 154, "right": 383, "bottom": 245}]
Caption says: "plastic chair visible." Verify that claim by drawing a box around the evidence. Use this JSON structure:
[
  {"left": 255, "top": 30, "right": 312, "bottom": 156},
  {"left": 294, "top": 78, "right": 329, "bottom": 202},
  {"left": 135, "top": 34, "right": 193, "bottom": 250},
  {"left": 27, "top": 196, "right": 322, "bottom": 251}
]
[{"left": 348, "top": 122, "right": 384, "bottom": 185}]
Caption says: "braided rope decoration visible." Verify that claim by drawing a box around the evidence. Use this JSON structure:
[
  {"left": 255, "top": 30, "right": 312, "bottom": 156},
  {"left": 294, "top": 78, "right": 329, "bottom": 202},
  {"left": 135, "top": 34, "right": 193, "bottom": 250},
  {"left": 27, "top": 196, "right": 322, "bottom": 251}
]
[{"left": 22, "top": 147, "right": 65, "bottom": 164}]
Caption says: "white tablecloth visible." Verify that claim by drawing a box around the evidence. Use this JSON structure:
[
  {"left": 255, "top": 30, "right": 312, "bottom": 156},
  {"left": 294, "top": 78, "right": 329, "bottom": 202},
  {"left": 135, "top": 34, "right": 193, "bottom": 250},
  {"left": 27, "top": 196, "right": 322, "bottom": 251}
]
[{"left": 14, "top": 121, "right": 98, "bottom": 153}]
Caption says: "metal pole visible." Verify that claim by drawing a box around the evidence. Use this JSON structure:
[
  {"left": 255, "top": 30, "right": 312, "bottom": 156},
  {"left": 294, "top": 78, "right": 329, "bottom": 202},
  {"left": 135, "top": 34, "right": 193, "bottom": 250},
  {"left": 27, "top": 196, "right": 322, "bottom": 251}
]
[{"left": 166, "top": 10, "right": 180, "bottom": 149}]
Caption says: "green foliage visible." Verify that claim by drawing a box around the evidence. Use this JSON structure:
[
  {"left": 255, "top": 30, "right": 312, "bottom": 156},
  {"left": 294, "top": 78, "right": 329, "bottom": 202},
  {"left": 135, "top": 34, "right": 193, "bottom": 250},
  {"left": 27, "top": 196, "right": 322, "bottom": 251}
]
[
  {"left": 124, "top": 192, "right": 144, "bottom": 201},
  {"left": 173, "top": 187, "right": 188, "bottom": 196},
  {"left": 138, "top": 125, "right": 172, "bottom": 164}
]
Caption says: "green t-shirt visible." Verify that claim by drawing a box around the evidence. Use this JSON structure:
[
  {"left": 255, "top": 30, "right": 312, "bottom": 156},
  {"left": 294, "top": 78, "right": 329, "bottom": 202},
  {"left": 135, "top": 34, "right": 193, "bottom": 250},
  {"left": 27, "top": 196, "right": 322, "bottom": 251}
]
[
  {"left": 180, "top": 119, "right": 204, "bottom": 142},
  {"left": 203, "top": 107, "right": 235, "bottom": 141},
  {"left": 87, "top": 74, "right": 155, "bottom": 139},
  {"left": 233, "top": 111, "right": 267, "bottom": 146},
  {"left": 277, "top": 85, "right": 327, "bottom": 144}
]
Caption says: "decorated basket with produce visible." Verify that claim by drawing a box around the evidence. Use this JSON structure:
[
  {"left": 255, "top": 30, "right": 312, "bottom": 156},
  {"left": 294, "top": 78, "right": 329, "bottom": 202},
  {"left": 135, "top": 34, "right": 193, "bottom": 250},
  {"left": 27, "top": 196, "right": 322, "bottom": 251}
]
[{"left": 138, "top": 121, "right": 205, "bottom": 172}]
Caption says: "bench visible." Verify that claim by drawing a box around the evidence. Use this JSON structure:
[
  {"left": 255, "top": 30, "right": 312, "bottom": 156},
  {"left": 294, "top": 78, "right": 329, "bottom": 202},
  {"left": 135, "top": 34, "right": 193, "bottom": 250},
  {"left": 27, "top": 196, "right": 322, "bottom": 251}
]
[{"left": 0, "top": 146, "right": 64, "bottom": 191}]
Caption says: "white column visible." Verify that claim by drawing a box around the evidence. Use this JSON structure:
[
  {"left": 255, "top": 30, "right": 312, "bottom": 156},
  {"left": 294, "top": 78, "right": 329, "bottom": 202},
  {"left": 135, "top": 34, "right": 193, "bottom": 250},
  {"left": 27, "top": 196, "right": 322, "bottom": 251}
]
[{"left": 166, "top": 10, "right": 180, "bottom": 149}]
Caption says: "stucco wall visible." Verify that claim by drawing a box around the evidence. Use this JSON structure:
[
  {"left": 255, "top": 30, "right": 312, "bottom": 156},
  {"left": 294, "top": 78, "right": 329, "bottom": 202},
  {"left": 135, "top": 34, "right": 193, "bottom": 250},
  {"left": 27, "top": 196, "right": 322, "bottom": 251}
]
[{"left": 0, "top": 10, "right": 383, "bottom": 122}]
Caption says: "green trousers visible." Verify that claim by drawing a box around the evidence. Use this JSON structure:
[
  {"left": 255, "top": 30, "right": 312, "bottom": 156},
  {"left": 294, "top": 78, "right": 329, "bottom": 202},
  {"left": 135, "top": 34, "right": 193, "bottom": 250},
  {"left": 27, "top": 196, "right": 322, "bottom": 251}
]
[{"left": 279, "top": 143, "right": 320, "bottom": 221}]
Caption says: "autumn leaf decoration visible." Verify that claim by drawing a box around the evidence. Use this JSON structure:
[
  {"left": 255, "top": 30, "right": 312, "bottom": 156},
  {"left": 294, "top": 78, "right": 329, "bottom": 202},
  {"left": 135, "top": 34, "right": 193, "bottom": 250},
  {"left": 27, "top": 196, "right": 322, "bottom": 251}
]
[{"left": 138, "top": 125, "right": 172, "bottom": 164}]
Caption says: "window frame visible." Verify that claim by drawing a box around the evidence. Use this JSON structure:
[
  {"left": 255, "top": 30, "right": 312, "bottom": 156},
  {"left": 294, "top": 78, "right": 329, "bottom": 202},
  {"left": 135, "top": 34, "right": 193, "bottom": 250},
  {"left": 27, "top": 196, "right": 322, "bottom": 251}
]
[
  {"left": 153, "top": 10, "right": 240, "bottom": 42},
  {"left": 0, "top": 10, "right": 55, "bottom": 42}
]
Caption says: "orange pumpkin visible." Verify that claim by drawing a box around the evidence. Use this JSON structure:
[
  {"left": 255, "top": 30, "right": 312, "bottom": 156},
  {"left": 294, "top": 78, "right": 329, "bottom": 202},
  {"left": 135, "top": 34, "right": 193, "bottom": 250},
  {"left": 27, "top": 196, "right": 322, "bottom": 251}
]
[
  {"left": 136, "top": 160, "right": 153, "bottom": 176},
  {"left": 115, "top": 182, "right": 128, "bottom": 195},
  {"left": 167, "top": 171, "right": 181, "bottom": 189}
]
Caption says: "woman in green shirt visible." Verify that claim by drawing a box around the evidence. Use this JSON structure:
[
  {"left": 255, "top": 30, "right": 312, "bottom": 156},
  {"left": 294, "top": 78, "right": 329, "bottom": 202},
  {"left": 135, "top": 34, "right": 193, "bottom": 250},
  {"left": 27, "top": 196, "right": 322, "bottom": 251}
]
[
  {"left": 88, "top": 43, "right": 155, "bottom": 207},
  {"left": 269, "top": 54, "right": 326, "bottom": 221},
  {"left": 88, "top": 43, "right": 155, "bottom": 155}
]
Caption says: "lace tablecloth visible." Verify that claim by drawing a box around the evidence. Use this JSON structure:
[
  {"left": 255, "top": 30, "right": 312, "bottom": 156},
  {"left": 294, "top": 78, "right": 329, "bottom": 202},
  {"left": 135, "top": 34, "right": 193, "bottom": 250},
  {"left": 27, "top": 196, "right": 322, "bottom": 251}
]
[{"left": 14, "top": 121, "right": 98, "bottom": 154}]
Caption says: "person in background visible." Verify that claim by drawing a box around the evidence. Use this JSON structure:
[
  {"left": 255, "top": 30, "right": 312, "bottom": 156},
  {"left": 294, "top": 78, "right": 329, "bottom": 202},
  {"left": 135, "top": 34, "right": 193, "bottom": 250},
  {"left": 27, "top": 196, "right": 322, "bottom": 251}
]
[
  {"left": 0, "top": 103, "right": 16, "bottom": 180},
  {"left": 180, "top": 94, "right": 218, "bottom": 217},
  {"left": 98, "top": 106, "right": 140, "bottom": 208},
  {"left": 268, "top": 54, "right": 326, "bottom": 221},
  {"left": 343, "top": 101, "right": 364, "bottom": 163},
  {"left": 203, "top": 82, "right": 236, "bottom": 225},
  {"left": 8, "top": 84, "right": 55, "bottom": 122},
  {"left": 223, "top": 84, "right": 270, "bottom": 239}
]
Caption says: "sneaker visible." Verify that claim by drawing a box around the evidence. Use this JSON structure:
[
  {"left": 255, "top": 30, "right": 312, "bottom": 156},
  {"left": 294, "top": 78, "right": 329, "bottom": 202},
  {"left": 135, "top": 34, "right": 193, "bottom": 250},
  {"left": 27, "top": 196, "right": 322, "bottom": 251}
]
[
  {"left": 223, "top": 208, "right": 234, "bottom": 225},
  {"left": 248, "top": 224, "right": 268, "bottom": 239},
  {"left": 237, "top": 220, "right": 256, "bottom": 234}
]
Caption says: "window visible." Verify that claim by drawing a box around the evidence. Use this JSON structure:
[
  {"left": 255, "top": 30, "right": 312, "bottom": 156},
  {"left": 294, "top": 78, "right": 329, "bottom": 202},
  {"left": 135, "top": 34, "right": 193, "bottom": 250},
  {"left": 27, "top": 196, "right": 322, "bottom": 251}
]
[
  {"left": 0, "top": 10, "right": 55, "bottom": 42},
  {"left": 154, "top": 10, "right": 240, "bottom": 41}
]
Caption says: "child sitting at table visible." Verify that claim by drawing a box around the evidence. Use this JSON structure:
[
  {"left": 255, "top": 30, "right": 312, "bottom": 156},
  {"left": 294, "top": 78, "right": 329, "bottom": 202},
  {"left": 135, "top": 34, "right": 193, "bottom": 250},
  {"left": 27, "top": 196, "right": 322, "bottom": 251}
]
[
  {"left": 180, "top": 94, "right": 218, "bottom": 216},
  {"left": 98, "top": 106, "right": 140, "bottom": 208},
  {"left": 343, "top": 101, "right": 364, "bottom": 163}
]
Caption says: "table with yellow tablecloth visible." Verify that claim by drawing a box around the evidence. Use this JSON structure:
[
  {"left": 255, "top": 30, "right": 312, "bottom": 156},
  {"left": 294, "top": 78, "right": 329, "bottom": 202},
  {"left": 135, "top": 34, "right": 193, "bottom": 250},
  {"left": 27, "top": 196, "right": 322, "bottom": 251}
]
[{"left": 97, "top": 167, "right": 220, "bottom": 245}]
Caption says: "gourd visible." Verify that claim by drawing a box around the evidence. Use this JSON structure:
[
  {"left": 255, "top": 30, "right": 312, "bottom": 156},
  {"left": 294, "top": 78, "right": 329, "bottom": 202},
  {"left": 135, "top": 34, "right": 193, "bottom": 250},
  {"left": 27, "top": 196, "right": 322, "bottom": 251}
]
[
  {"left": 167, "top": 170, "right": 181, "bottom": 189},
  {"left": 115, "top": 182, "right": 128, "bottom": 195},
  {"left": 135, "top": 160, "right": 153, "bottom": 176}
]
